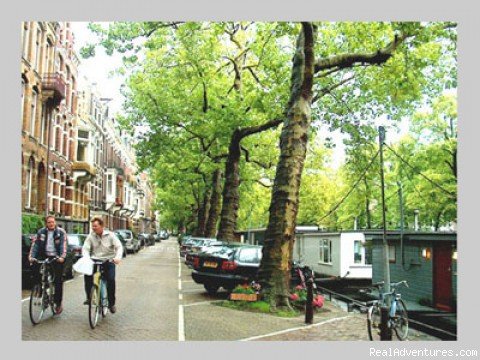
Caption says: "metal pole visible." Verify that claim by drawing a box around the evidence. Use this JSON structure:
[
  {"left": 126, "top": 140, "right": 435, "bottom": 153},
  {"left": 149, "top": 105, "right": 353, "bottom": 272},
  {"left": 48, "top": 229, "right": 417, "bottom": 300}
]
[
  {"left": 305, "top": 276, "right": 314, "bottom": 324},
  {"left": 379, "top": 126, "right": 392, "bottom": 341}
]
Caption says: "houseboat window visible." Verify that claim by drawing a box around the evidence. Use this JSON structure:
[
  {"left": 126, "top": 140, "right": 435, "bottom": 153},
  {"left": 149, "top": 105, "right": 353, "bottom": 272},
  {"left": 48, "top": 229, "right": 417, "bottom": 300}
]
[
  {"left": 319, "top": 239, "right": 332, "bottom": 264},
  {"left": 389, "top": 244, "right": 396, "bottom": 263},
  {"left": 354, "top": 241, "right": 362, "bottom": 264},
  {"left": 364, "top": 240, "right": 373, "bottom": 265}
]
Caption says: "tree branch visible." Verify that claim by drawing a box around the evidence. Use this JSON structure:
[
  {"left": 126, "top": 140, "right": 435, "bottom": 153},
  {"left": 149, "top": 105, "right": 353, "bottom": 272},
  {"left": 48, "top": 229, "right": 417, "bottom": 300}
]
[
  {"left": 312, "top": 75, "right": 355, "bottom": 104},
  {"left": 314, "top": 32, "right": 410, "bottom": 73}
]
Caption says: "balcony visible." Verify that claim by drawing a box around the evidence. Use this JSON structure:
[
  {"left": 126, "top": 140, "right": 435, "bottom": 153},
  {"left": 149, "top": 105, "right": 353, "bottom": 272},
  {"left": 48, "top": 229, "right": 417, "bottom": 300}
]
[
  {"left": 72, "top": 161, "right": 96, "bottom": 184},
  {"left": 42, "top": 73, "right": 66, "bottom": 107}
]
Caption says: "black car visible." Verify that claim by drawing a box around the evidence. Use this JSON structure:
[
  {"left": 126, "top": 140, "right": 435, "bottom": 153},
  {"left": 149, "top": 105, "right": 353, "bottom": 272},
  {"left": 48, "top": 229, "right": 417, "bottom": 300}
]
[
  {"left": 191, "top": 244, "right": 260, "bottom": 294},
  {"left": 191, "top": 244, "right": 306, "bottom": 295},
  {"left": 22, "top": 234, "right": 35, "bottom": 289},
  {"left": 22, "top": 234, "right": 75, "bottom": 289},
  {"left": 185, "top": 239, "right": 223, "bottom": 267},
  {"left": 67, "top": 233, "right": 88, "bottom": 263}
]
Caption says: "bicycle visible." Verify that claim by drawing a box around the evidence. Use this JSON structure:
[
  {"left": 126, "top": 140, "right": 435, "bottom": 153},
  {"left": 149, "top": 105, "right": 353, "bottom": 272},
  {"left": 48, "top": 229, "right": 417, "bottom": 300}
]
[
  {"left": 88, "top": 259, "right": 111, "bottom": 329},
  {"left": 29, "top": 257, "right": 59, "bottom": 325},
  {"left": 366, "top": 280, "right": 409, "bottom": 341}
]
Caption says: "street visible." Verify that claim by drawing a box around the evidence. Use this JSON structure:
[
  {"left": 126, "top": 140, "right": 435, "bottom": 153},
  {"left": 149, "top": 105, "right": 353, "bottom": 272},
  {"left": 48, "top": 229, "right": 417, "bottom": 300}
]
[{"left": 22, "top": 238, "right": 438, "bottom": 341}]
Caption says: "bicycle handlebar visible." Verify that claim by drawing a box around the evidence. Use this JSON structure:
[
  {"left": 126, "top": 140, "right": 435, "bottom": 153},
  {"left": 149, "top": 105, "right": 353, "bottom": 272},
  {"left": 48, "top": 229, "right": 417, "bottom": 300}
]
[{"left": 31, "top": 256, "right": 59, "bottom": 264}]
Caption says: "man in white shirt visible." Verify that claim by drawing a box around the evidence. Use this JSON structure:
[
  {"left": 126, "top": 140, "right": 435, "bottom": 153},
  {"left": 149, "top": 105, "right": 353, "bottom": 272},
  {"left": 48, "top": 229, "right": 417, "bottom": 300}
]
[{"left": 82, "top": 217, "right": 123, "bottom": 313}]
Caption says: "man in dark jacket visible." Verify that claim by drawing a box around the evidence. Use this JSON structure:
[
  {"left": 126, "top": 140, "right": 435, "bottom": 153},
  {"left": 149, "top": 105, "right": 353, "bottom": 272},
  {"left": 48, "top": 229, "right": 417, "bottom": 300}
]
[{"left": 29, "top": 215, "right": 68, "bottom": 314}]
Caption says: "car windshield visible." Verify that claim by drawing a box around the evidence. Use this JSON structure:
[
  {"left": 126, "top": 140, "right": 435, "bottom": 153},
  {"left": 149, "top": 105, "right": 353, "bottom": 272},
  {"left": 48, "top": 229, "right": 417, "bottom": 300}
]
[
  {"left": 236, "top": 247, "right": 262, "bottom": 263},
  {"left": 68, "top": 234, "right": 85, "bottom": 246},
  {"left": 117, "top": 230, "right": 132, "bottom": 238}
]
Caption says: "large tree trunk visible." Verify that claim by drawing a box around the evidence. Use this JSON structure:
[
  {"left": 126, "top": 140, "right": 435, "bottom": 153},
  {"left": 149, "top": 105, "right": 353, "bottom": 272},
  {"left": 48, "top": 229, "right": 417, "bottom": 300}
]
[
  {"left": 195, "top": 188, "right": 212, "bottom": 236},
  {"left": 216, "top": 119, "right": 282, "bottom": 241},
  {"left": 205, "top": 169, "right": 223, "bottom": 238},
  {"left": 217, "top": 131, "right": 242, "bottom": 241},
  {"left": 258, "top": 23, "right": 316, "bottom": 310}
]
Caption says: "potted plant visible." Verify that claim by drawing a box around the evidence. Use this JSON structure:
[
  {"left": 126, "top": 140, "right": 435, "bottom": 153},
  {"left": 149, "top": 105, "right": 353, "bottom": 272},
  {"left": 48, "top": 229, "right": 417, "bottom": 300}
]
[{"left": 229, "top": 282, "right": 262, "bottom": 302}]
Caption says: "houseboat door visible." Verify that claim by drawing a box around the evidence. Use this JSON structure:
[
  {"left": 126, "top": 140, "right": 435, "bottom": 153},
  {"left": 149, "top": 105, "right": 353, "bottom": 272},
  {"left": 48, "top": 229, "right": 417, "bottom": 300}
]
[{"left": 433, "top": 245, "right": 453, "bottom": 312}]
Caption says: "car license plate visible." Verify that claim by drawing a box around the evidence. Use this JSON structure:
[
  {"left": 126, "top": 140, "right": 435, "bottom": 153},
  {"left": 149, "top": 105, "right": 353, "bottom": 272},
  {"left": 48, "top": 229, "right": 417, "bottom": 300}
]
[{"left": 203, "top": 261, "right": 217, "bottom": 268}]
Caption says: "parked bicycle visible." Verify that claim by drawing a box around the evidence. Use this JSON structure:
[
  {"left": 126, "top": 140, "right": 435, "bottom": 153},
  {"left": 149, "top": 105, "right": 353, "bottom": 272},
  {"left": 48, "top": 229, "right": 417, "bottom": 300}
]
[
  {"left": 88, "top": 259, "right": 111, "bottom": 329},
  {"left": 29, "top": 257, "right": 59, "bottom": 325},
  {"left": 366, "top": 280, "right": 409, "bottom": 341},
  {"left": 292, "top": 261, "right": 316, "bottom": 290}
]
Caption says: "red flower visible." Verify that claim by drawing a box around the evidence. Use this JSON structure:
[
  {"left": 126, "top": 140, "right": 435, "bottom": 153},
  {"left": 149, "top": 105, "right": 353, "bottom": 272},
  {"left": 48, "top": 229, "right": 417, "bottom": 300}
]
[
  {"left": 295, "top": 285, "right": 304, "bottom": 291},
  {"left": 313, "top": 295, "right": 325, "bottom": 308},
  {"left": 289, "top": 293, "right": 299, "bottom": 301}
]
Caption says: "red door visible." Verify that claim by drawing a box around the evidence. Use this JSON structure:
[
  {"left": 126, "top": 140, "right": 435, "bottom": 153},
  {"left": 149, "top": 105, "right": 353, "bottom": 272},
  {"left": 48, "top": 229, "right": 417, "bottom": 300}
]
[{"left": 433, "top": 245, "right": 453, "bottom": 311}]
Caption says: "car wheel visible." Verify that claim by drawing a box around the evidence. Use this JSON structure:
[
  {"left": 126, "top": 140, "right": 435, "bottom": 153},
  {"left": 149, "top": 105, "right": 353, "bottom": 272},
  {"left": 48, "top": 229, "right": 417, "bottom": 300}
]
[{"left": 204, "top": 284, "right": 219, "bottom": 295}]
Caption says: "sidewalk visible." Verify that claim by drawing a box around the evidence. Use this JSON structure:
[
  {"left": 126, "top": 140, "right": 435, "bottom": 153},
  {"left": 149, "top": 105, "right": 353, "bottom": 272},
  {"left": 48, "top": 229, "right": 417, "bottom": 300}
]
[{"left": 247, "top": 300, "right": 440, "bottom": 341}]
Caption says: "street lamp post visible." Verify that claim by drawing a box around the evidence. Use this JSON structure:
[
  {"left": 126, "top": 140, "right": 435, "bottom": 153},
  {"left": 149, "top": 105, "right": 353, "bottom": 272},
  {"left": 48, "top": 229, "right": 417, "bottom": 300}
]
[{"left": 379, "top": 126, "right": 392, "bottom": 340}]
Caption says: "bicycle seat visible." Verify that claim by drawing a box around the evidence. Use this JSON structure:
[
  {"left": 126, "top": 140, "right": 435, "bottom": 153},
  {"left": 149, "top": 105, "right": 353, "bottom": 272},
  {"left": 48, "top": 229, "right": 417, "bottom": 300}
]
[{"left": 372, "top": 281, "right": 384, "bottom": 288}]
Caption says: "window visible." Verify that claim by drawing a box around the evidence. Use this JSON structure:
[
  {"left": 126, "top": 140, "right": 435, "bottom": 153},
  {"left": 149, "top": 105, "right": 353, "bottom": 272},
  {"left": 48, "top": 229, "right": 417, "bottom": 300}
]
[
  {"left": 25, "top": 158, "right": 34, "bottom": 208},
  {"left": 22, "top": 22, "right": 29, "bottom": 59},
  {"left": 354, "top": 241, "right": 362, "bottom": 264},
  {"left": 364, "top": 240, "right": 373, "bottom": 265},
  {"left": 40, "top": 107, "right": 47, "bottom": 144},
  {"left": 30, "top": 90, "right": 37, "bottom": 135},
  {"left": 21, "top": 78, "right": 26, "bottom": 121},
  {"left": 107, "top": 174, "right": 113, "bottom": 196},
  {"left": 319, "top": 239, "right": 332, "bottom": 264},
  {"left": 388, "top": 244, "right": 396, "bottom": 263},
  {"left": 34, "top": 28, "right": 41, "bottom": 71},
  {"left": 237, "top": 248, "right": 260, "bottom": 263}
]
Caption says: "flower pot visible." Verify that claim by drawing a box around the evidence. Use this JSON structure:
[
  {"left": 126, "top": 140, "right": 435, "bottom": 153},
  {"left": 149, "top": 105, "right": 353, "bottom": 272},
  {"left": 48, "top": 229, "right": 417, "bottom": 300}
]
[{"left": 229, "top": 293, "right": 259, "bottom": 302}]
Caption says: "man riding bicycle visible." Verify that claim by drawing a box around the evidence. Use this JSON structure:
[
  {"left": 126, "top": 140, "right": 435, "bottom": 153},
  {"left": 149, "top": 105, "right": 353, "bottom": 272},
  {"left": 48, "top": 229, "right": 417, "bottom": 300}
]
[
  {"left": 28, "top": 215, "right": 67, "bottom": 315},
  {"left": 82, "top": 217, "right": 123, "bottom": 314}
]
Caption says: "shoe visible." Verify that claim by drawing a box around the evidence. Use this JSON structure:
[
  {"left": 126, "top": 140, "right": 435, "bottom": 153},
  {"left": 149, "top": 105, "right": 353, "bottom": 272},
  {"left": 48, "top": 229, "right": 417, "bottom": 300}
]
[
  {"left": 55, "top": 304, "right": 63, "bottom": 315},
  {"left": 83, "top": 300, "right": 89, "bottom": 305},
  {"left": 109, "top": 305, "right": 117, "bottom": 314}
]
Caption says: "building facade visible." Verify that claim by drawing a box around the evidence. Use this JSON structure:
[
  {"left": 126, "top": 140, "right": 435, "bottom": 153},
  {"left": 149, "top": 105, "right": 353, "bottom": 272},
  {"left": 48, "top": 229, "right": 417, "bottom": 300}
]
[{"left": 21, "top": 21, "right": 155, "bottom": 234}]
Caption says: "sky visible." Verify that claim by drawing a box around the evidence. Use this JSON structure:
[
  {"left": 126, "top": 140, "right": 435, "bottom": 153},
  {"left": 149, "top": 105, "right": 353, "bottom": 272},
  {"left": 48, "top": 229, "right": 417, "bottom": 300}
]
[
  {"left": 70, "top": 22, "right": 419, "bottom": 168},
  {"left": 71, "top": 22, "right": 125, "bottom": 116}
]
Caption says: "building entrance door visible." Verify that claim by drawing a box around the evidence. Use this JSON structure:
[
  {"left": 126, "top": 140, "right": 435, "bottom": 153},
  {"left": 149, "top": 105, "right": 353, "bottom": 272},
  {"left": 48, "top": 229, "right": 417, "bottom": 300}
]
[{"left": 433, "top": 245, "right": 453, "bottom": 311}]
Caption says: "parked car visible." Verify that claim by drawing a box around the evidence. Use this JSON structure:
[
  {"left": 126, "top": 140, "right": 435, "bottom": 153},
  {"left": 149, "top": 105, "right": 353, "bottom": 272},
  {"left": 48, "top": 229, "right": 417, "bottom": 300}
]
[
  {"left": 153, "top": 233, "right": 162, "bottom": 242},
  {"left": 22, "top": 233, "right": 75, "bottom": 289},
  {"left": 179, "top": 236, "right": 199, "bottom": 258},
  {"left": 159, "top": 230, "right": 169, "bottom": 240},
  {"left": 191, "top": 243, "right": 259, "bottom": 294},
  {"left": 22, "top": 234, "right": 35, "bottom": 289},
  {"left": 115, "top": 229, "right": 140, "bottom": 254},
  {"left": 112, "top": 231, "right": 129, "bottom": 258},
  {"left": 139, "top": 232, "right": 155, "bottom": 246},
  {"left": 185, "top": 239, "right": 223, "bottom": 267},
  {"left": 67, "top": 233, "right": 88, "bottom": 263},
  {"left": 191, "top": 244, "right": 304, "bottom": 295}
]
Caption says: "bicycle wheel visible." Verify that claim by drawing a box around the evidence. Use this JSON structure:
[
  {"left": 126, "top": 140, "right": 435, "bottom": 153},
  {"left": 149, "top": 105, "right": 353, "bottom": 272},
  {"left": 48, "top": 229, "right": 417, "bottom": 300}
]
[
  {"left": 393, "top": 299, "right": 409, "bottom": 340},
  {"left": 29, "top": 283, "right": 45, "bottom": 325},
  {"left": 100, "top": 280, "right": 108, "bottom": 318},
  {"left": 48, "top": 283, "right": 55, "bottom": 315},
  {"left": 88, "top": 285, "right": 100, "bottom": 329},
  {"left": 367, "top": 304, "right": 382, "bottom": 341}
]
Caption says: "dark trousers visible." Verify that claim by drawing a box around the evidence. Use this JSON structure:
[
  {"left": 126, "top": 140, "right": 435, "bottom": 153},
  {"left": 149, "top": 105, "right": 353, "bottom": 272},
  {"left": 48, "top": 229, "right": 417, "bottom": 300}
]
[
  {"left": 33, "top": 260, "right": 64, "bottom": 305},
  {"left": 84, "top": 262, "right": 116, "bottom": 307}
]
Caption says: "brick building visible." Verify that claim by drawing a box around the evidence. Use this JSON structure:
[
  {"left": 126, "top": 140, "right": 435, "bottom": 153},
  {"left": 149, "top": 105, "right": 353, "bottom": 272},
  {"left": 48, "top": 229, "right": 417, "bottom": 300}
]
[{"left": 21, "top": 21, "right": 155, "bottom": 235}]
